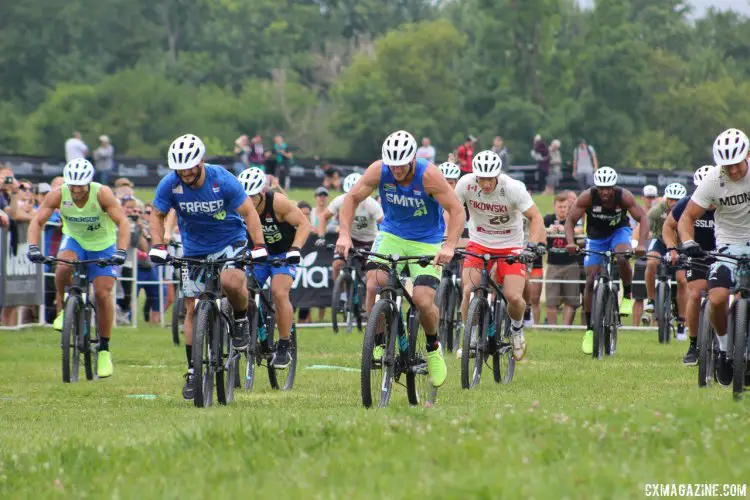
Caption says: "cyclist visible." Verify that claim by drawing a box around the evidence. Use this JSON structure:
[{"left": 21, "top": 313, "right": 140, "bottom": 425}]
[
  {"left": 678, "top": 128, "right": 750, "bottom": 385},
  {"left": 455, "top": 150, "right": 546, "bottom": 361},
  {"left": 237, "top": 167, "right": 311, "bottom": 368},
  {"left": 663, "top": 166, "right": 715, "bottom": 365},
  {"left": 565, "top": 166, "right": 648, "bottom": 354},
  {"left": 644, "top": 182, "right": 688, "bottom": 339},
  {"left": 632, "top": 185, "right": 661, "bottom": 325},
  {"left": 335, "top": 130, "right": 466, "bottom": 388},
  {"left": 315, "top": 172, "right": 383, "bottom": 314},
  {"left": 439, "top": 162, "right": 461, "bottom": 189},
  {"left": 26, "top": 159, "right": 131, "bottom": 378},
  {"left": 148, "top": 134, "right": 268, "bottom": 399}
]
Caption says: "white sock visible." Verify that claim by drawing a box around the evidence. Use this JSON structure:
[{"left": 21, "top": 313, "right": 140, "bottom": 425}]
[
  {"left": 718, "top": 334, "right": 728, "bottom": 353},
  {"left": 511, "top": 318, "right": 523, "bottom": 330}
]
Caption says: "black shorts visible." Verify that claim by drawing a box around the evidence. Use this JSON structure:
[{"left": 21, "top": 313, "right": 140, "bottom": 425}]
[
  {"left": 633, "top": 257, "right": 647, "bottom": 300},
  {"left": 687, "top": 257, "right": 711, "bottom": 283},
  {"left": 334, "top": 238, "right": 372, "bottom": 263}
]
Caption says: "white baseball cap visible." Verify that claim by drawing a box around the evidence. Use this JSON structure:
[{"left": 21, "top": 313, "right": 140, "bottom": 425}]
[{"left": 643, "top": 185, "right": 658, "bottom": 197}]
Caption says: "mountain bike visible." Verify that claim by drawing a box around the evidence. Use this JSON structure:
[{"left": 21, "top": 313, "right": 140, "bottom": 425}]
[
  {"left": 329, "top": 245, "right": 366, "bottom": 334},
  {"left": 579, "top": 249, "right": 633, "bottom": 360},
  {"left": 358, "top": 250, "right": 436, "bottom": 409},
  {"left": 457, "top": 249, "right": 535, "bottom": 389},
  {"left": 168, "top": 240, "right": 185, "bottom": 346},
  {"left": 436, "top": 253, "right": 462, "bottom": 353},
  {"left": 225, "top": 256, "right": 298, "bottom": 400},
  {"left": 40, "top": 256, "right": 111, "bottom": 383},
  {"left": 701, "top": 251, "right": 750, "bottom": 399},
  {"left": 168, "top": 255, "right": 244, "bottom": 407},
  {"left": 696, "top": 287, "right": 719, "bottom": 387},
  {"left": 645, "top": 253, "right": 687, "bottom": 344}
]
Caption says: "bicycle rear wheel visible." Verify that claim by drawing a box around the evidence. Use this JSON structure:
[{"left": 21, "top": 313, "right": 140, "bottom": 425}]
[
  {"left": 698, "top": 299, "right": 717, "bottom": 387},
  {"left": 221, "top": 298, "right": 238, "bottom": 403},
  {"left": 280, "top": 325, "right": 298, "bottom": 391},
  {"left": 462, "top": 295, "right": 488, "bottom": 389},
  {"left": 656, "top": 282, "right": 671, "bottom": 344},
  {"left": 192, "top": 300, "right": 216, "bottom": 408},
  {"left": 493, "top": 298, "right": 515, "bottom": 384},
  {"left": 436, "top": 278, "right": 454, "bottom": 352},
  {"left": 606, "top": 294, "right": 618, "bottom": 356},
  {"left": 732, "top": 299, "right": 748, "bottom": 399},
  {"left": 361, "top": 299, "right": 396, "bottom": 408},
  {"left": 592, "top": 283, "right": 607, "bottom": 360},
  {"left": 244, "top": 303, "right": 259, "bottom": 392},
  {"left": 61, "top": 296, "right": 82, "bottom": 383},
  {"left": 331, "top": 273, "right": 350, "bottom": 334},
  {"left": 171, "top": 296, "right": 183, "bottom": 346}
]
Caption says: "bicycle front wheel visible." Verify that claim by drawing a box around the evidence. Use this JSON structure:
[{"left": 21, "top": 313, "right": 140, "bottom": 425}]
[
  {"left": 732, "top": 299, "right": 748, "bottom": 399},
  {"left": 592, "top": 283, "right": 607, "bottom": 360},
  {"left": 361, "top": 300, "right": 396, "bottom": 408},
  {"left": 656, "top": 282, "right": 670, "bottom": 344},
  {"left": 61, "top": 296, "right": 82, "bottom": 383},
  {"left": 462, "top": 295, "right": 488, "bottom": 389},
  {"left": 192, "top": 300, "right": 217, "bottom": 408},
  {"left": 698, "top": 299, "right": 717, "bottom": 387}
]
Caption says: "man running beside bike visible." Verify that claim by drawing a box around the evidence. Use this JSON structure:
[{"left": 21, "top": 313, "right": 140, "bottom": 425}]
[
  {"left": 336, "top": 130, "right": 466, "bottom": 388},
  {"left": 316, "top": 172, "right": 383, "bottom": 314},
  {"left": 237, "top": 167, "right": 311, "bottom": 368},
  {"left": 565, "top": 167, "right": 648, "bottom": 354},
  {"left": 644, "top": 182, "right": 688, "bottom": 339},
  {"left": 148, "top": 134, "right": 268, "bottom": 399},
  {"left": 663, "top": 166, "right": 715, "bottom": 365},
  {"left": 678, "top": 128, "right": 750, "bottom": 385},
  {"left": 27, "top": 159, "right": 131, "bottom": 378},
  {"left": 455, "top": 150, "right": 546, "bottom": 361}
]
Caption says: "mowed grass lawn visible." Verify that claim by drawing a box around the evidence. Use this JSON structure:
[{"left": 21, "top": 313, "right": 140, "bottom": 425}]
[{"left": 1, "top": 325, "right": 749, "bottom": 499}]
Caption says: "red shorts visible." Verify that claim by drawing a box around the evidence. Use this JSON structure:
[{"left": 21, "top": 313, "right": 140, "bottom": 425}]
[{"left": 463, "top": 241, "right": 526, "bottom": 284}]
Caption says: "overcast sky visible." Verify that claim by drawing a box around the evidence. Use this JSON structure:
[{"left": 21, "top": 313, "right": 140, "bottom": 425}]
[{"left": 577, "top": 0, "right": 750, "bottom": 16}]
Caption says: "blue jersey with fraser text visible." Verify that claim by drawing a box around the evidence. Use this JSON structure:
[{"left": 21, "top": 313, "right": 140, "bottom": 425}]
[
  {"left": 153, "top": 164, "right": 248, "bottom": 256},
  {"left": 378, "top": 158, "right": 444, "bottom": 244}
]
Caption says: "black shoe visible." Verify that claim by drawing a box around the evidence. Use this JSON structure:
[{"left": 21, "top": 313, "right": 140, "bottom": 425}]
[
  {"left": 717, "top": 352, "right": 733, "bottom": 386},
  {"left": 231, "top": 318, "right": 250, "bottom": 350},
  {"left": 271, "top": 339, "right": 292, "bottom": 369},
  {"left": 683, "top": 346, "right": 698, "bottom": 366},
  {"left": 182, "top": 370, "right": 195, "bottom": 400}
]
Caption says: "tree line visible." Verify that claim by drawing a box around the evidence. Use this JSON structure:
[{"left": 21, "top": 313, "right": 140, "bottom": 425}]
[{"left": 2, "top": 0, "right": 749, "bottom": 169}]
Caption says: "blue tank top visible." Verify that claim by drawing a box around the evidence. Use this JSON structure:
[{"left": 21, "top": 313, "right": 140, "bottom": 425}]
[
  {"left": 378, "top": 158, "right": 444, "bottom": 243},
  {"left": 152, "top": 164, "right": 248, "bottom": 256}
]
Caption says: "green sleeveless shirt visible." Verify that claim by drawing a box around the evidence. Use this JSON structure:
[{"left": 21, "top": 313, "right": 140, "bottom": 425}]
[{"left": 61, "top": 183, "right": 117, "bottom": 251}]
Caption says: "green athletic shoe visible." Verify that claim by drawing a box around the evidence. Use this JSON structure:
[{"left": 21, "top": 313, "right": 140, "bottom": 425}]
[
  {"left": 97, "top": 351, "right": 113, "bottom": 378},
  {"left": 53, "top": 310, "right": 64, "bottom": 331},
  {"left": 619, "top": 297, "right": 633, "bottom": 317},
  {"left": 582, "top": 330, "right": 594, "bottom": 355},
  {"left": 426, "top": 349, "right": 447, "bottom": 387},
  {"left": 373, "top": 345, "right": 385, "bottom": 360}
]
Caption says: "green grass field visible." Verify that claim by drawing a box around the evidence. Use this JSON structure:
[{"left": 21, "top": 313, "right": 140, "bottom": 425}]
[{"left": 1, "top": 324, "right": 749, "bottom": 498}]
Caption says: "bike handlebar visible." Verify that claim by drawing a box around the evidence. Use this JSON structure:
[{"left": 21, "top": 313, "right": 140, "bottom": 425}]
[
  {"left": 42, "top": 256, "right": 113, "bottom": 268},
  {"left": 455, "top": 248, "right": 536, "bottom": 265},
  {"left": 357, "top": 249, "right": 434, "bottom": 267}
]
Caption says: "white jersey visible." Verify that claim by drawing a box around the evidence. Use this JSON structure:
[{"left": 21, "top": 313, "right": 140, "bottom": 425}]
[
  {"left": 328, "top": 194, "right": 383, "bottom": 242},
  {"left": 691, "top": 165, "right": 750, "bottom": 246},
  {"left": 455, "top": 173, "right": 533, "bottom": 248}
]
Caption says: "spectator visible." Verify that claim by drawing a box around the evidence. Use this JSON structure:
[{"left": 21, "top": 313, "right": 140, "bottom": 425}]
[
  {"left": 7, "top": 179, "right": 35, "bottom": 224},
  {"left": 321, "top": 163, "right": 342, "bottom": 191},
  {"left": 297, "top": 201, "right": 312, "bottom": 221},
  {"left": 266, "top": 174, "right": 286, "bottom": 195},
  {"left": 273, "top": 134, "right": 293, "bottom": 189},
  {"left": 491, "top": 136, "right": 510, "bottom": 171},
  {"left": 114, "top": 177, "right": 135, "bottom": 200},
  {"left": 572, "top": 138, "right": 598, "bottom": 190},
  {"left": 311, "top": 187, "right": 337, "bottom": 234},
  {"left": 631, "top": 185, "right": 660, "bottom": 326},
  {"left": 416, "top": 137, "right": 436, "bottom": 164},
  {"left": 233, "top": 135, "right": 251, "bottom": 174},
  {"left": 0, "top": 167, "right": 14, "bottom": 228},
  {"left": 116, "top": 196, "right": 150, "bottom": 325},
  {"left": 32, "top": 183, "right": 50, "bottom": 210},
  {"left": 93, "top": 135, "right": 115, "bottom": 186},
  {"left": 545, "top": 139, "right": 563, "bottom": 194},
  {"left": 64, "top": 131, "right": 89, "bottom": 163},
  {"left": 457, "top": 136, "right": 475, "bottom": 176},
  {"left": 544, "top": 193, "right": 582, "bottom": 325},
  {"left": 531, "top": 134, "right": 550, "bottom": 193},
  {"left": 295, "top": 201, "right": 313, "bottom": 324},
  {"left": 248, "top": 135, "right": 265, "bottom": 169}
]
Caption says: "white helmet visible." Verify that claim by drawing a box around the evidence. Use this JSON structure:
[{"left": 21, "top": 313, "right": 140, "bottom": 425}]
[
  {"left": 593, "top": 166, "right": 618, "bottom": 187},
  {"left": 713, "top": 128, "right": 749, "bottom": 166},
  {"left": 664, "top": 183, "right": 687, "bottom": 200},
  {"left": 693, "top": 165, "right": 714, "bottom": 186},
  {"left": 381, "top": 130, "right": 417, "bottom": 166},
  {"left": 63, "top": 158, "right": 95, "bottom": 186},
  {"left": 167, "top": 134, "right": 206, "bottom": 170},
  {"left": 343, "top": 173, "right": 361, "bottom": 193},
  {"left": 237, "top": 167, "right": 266, "bottom": 196},
  {"left": 438, "top": 162, "right": 461, "bottom": 180},
  {"left": 472, "top": 150, "right": 502, "bottom": 177}
]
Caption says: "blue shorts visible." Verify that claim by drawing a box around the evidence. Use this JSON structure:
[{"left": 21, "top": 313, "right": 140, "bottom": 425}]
[
  {"left": 251, "top": 252, "right": 297, "bottom": 286},
  {"left": 58, "top": 235, "right": 117, "bottom": 280},
  {"left": 584, "top": 226, "right": 633, "bottom": 268}
]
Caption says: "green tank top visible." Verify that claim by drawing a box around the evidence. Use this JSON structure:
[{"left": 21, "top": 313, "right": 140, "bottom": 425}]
[{"left": 61, "top": 183, "right": 117, "bottom": 251}]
